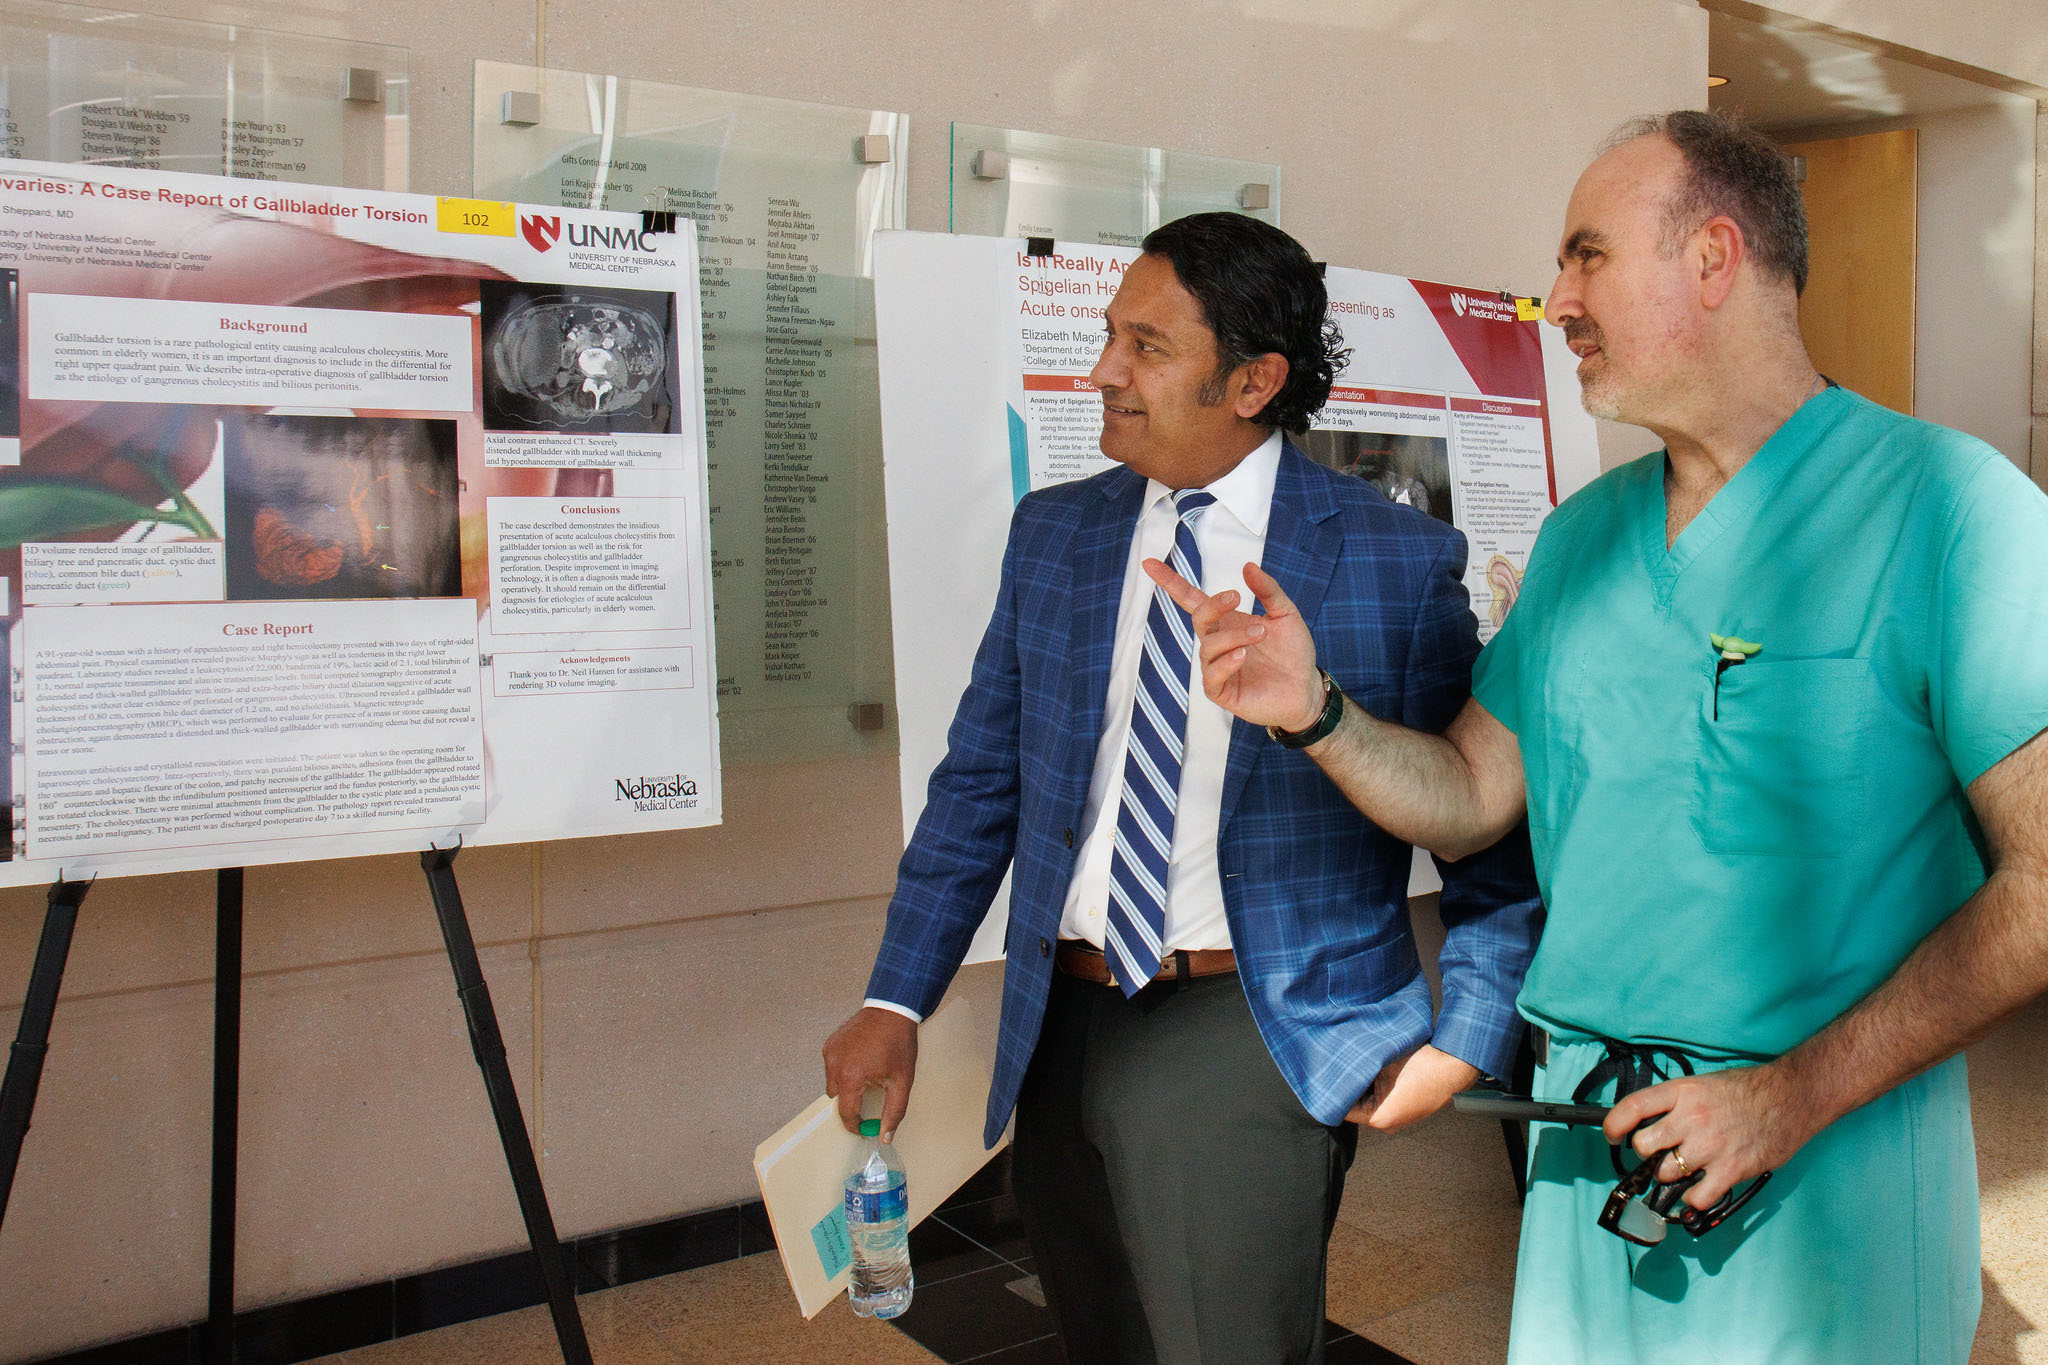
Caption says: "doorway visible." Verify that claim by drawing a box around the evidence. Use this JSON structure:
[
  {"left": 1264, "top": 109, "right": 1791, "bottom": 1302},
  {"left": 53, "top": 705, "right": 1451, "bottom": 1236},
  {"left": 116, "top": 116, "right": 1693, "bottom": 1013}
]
[{"left": 1707, "top": 8, "right": 2038, "bottom": 465}]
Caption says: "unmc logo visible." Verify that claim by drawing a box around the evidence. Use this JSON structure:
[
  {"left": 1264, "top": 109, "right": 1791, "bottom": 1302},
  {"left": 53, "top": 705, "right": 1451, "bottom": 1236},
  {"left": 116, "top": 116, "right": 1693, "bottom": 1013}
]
[
  {"left": 567, "top": 223, "right": 658, "bottom": 252},
  {"left": 1450, "top": 292, "right": 1469, "bottom": 317},
  {"left": 520, "top": 214, "right": 561, "bottom": 252}
]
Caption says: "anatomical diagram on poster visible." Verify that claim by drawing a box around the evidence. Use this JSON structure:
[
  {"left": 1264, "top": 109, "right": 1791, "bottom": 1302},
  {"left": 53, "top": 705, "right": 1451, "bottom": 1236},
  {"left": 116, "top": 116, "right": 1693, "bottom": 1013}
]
[{"left": 0, "top": 157, "right": 719, "bottom": 885}]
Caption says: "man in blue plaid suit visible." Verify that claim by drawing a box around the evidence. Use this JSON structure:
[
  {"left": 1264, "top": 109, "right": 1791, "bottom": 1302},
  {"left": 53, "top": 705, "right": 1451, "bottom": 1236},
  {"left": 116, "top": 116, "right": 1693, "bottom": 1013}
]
[{"left": 825, "top": 213, "right": 1540, "bottom": 1364}]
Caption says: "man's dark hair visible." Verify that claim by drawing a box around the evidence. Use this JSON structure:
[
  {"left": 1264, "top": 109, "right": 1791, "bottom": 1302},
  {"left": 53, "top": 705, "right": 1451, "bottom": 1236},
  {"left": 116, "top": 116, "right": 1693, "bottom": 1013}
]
[
  {"left": 1139, "top": 212, "right": 1349, "bottom": 432},
  {"left": 1607, "top": 109, "right": 1809, "bottom": 295}
]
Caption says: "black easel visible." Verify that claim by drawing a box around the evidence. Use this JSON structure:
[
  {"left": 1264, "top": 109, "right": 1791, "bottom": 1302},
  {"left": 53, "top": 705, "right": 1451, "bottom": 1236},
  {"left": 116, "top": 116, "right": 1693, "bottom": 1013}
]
[
  {"left": 0, "top": 873, "right": 93, "bottom": 1232},
  {"left": 421, "top": 842, "right": 591, "bottom": 1365},
  {"left": 207, "top": 868, "right": 243, "bottom": 1365},
  {"left": 5, "top": 854, "right": 587, "bottom": 1364},
  {"left": 0, "top": 871, "right": 245, "bottom": 1356}
]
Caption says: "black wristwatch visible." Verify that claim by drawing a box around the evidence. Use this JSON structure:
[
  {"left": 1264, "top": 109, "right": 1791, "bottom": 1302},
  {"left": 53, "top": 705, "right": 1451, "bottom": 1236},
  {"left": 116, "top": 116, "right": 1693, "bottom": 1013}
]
[{"left": 1267, "top": 668, "right": 1344, "bottom": 749}]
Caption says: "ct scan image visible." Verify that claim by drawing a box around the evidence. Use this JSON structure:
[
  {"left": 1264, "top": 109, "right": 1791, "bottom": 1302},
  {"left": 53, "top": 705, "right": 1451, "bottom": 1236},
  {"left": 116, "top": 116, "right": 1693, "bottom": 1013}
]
[{"left": 478, "top": 278, "right": 679, "bottom": 435}]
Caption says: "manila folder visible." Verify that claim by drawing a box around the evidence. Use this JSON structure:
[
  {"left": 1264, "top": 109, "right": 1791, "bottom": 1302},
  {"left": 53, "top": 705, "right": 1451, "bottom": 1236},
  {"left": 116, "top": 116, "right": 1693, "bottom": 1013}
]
[{"left": 753, "top": 996, "right": 1004, "bottom": 1317}]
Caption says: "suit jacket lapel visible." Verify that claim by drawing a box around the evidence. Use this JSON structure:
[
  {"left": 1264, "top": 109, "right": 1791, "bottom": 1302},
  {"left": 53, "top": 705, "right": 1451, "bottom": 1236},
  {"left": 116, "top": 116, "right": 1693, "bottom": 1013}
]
[
  {"left": 1219, "top": 441, "right": 1341, "bottom": 825},
  {"left": 1065, "top": 468, "right": 1146, "bottom": 794}
]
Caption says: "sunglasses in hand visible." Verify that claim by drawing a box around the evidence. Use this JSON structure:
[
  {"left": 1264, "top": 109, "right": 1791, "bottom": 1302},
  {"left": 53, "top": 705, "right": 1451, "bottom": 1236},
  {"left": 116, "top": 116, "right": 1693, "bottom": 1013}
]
[
  {"left": 1597, "top": 1144, "right": 1774, "bottom": 1247},
  {"left": 1453, "top": 1089, "right": 1772, "bottom": 1247}
]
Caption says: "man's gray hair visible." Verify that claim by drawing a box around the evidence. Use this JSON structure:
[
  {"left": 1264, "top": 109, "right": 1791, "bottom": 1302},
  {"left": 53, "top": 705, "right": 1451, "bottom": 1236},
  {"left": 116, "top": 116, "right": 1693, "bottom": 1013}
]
[{"left": 1605, "top": 109, "right": 1809, "bottom": 295}]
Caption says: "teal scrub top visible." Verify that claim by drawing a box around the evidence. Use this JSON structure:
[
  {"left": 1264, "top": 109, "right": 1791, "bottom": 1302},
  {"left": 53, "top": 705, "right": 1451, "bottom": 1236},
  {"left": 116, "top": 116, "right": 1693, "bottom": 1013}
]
[{"left": 1473, "top": 386, "right": 2048, "bottom": 1057}]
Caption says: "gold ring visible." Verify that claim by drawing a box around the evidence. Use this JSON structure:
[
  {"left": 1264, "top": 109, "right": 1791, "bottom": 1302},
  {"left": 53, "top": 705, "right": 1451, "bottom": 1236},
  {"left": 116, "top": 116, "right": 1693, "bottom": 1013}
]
[{"left": 1672, "top": 1150, "right": 1692, "bottom": 1177}]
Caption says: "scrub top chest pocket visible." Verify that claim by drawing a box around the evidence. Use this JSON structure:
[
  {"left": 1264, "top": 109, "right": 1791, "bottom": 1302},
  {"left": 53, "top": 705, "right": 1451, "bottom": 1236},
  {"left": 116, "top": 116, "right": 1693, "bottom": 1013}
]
[{"left": 1692, "top": 657, "right": 1879, "bottom": 858}]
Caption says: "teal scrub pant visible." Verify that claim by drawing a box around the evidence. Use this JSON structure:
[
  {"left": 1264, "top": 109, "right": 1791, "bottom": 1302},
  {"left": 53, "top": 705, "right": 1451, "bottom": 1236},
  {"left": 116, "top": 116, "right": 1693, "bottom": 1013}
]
[{"left": 1509, "top": 1036, "right": 1980, "bottom": 1364}]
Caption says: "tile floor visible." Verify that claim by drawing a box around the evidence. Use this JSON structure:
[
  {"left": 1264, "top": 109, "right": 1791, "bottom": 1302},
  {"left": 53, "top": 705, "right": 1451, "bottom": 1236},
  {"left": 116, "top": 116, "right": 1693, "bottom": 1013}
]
[{"left": 311, "top": 992, "right": 2048, "bottom": 1364}]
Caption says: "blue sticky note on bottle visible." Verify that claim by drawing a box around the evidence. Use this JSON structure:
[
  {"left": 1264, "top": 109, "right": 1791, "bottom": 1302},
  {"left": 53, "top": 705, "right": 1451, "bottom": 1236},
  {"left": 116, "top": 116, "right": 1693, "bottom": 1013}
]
[{"left": 811, "top": 1204, "right": 851, "bottom": 1279}]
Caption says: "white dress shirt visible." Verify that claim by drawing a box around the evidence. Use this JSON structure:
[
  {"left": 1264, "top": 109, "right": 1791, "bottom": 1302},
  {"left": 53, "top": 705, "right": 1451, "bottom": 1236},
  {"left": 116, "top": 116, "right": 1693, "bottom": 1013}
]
[
  {"left": 1057, "top": 429, "right": 1279, "bottom": 952},
  {"left": 867, "top": 430, "right": 1280, "bottom": 1020}
]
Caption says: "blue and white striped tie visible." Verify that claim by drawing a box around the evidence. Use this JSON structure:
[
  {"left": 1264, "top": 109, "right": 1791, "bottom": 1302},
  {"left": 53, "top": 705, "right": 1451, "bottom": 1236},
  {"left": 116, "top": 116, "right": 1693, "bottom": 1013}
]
[{"left": 1102, "top": 488, "right": 1215, "bottom": 995}]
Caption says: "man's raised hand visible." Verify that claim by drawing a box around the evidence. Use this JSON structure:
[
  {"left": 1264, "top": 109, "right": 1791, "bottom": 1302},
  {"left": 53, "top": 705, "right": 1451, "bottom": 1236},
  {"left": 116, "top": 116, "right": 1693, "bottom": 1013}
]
[{"left": 1143, "top": 558, "right": 1325, "bottom": 732}]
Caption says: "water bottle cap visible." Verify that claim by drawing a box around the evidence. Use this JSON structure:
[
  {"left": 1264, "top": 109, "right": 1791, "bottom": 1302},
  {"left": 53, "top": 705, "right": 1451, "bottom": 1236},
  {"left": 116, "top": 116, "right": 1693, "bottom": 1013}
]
[{"left": 859, "top": 1119, "right": 881, "bottom": 1138}]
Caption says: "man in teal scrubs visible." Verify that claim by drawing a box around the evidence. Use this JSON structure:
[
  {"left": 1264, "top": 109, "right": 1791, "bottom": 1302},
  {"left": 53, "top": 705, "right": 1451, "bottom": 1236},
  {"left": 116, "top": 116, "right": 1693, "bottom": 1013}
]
[{"left": 1148, "top": 110, "right": 2048, "bottom": 1361}]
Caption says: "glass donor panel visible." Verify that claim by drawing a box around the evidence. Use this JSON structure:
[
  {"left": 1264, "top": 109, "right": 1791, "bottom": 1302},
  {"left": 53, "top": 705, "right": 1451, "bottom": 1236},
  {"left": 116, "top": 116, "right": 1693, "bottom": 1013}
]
[
  {"left": 474, "top": 60, "right": 906, "bottom": 763},
  {"left": 949, "top": 123, "right": 1279, "bottom": 247},
  {"left": 0, "top": 0, "right": 409, "bottom": 190}
]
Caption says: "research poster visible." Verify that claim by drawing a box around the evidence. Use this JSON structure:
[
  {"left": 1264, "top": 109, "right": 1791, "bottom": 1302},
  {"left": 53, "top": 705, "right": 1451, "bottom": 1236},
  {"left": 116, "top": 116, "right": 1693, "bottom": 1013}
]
[
  {"left": 875, "top": 231, "right": 1597, "bottom": 959},
  {"left": 1007, "top": 245, "right": 1572, "bottom": 641},
  {"left": 0, "top": 157, "right": 719, "bottom": 885}
]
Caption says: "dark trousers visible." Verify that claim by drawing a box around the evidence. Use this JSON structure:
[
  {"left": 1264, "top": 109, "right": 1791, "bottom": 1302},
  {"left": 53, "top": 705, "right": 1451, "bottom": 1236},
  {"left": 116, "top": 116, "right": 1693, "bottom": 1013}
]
[{"left": 1011, "top": 969, "right": 1358, "bottom": 1365}]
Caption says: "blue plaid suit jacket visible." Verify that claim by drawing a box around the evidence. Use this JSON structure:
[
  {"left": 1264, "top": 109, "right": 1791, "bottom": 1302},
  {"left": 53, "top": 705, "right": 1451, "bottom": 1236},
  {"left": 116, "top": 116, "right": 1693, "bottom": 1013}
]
[{"left": 869, "top": 441, "right": 1542, "bottom": 1146}]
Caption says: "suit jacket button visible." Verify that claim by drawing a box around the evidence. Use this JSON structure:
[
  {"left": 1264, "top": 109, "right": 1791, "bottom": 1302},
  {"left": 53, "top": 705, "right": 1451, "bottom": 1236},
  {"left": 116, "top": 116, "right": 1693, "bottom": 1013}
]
[
  {"left": 1063, "top": 827, "right": 1074, "bottom": 848},
  {"left": 1039, "top": 937, "right": 1051, "bottom": 957}
]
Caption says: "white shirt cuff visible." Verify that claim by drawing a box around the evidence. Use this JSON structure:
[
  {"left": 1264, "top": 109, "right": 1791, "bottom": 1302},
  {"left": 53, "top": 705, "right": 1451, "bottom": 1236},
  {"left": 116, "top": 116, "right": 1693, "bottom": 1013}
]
[{"left": 863, "top": 998, "right": 923, "bottom": 1024}]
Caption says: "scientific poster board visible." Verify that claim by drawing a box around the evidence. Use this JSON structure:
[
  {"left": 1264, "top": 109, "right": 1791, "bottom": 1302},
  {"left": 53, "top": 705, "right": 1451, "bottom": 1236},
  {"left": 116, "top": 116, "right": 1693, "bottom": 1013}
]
[
  {"left": 874, "top": 231, "right": 1597, "bottom": 961},
  {"left": 0, "top": 157, "right": 720, "bottom": 886}
]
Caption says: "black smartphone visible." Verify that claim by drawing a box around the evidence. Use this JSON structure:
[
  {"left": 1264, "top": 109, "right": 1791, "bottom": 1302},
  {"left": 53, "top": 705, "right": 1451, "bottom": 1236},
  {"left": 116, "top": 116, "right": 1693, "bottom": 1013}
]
[{"left": 1452, "top": 1088, "right": 1610, "bottom": 1126}]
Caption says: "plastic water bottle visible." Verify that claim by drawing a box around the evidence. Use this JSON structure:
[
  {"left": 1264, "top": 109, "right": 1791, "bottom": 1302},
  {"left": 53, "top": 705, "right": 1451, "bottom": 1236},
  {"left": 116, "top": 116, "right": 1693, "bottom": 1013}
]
[{"left": 845, "top": 1118, "right": 913, "bottom": 1318}]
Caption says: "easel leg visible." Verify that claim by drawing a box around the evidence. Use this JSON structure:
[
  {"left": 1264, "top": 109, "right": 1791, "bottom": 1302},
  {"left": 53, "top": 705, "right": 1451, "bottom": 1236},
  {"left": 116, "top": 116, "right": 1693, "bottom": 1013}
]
[
  {"left": 0, "top": 874, "right": 93, "bottom": 1234},
  {"left": 207, "top": 868, "right": 244, "bottom": 1365},
  {"left": 420, "top": 846, "right": 591, "bottom": 1365}
]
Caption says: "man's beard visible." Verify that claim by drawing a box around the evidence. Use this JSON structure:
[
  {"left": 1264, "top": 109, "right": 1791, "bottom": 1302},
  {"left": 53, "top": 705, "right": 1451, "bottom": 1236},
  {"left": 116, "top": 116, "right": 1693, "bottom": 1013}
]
[
  {"left": 1563, "top": 317, "right": 1623, "bottom": 421},
  {"left": 1579, "top": 370, "right": 1623, "bottom": 422}
]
